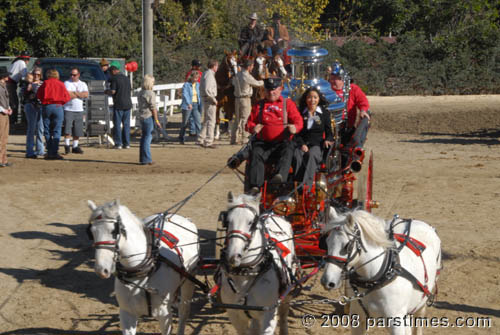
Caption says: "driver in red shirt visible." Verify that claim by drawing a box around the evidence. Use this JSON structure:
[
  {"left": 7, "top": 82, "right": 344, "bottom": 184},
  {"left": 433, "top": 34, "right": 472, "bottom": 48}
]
[{"left": 245, "top": 77, "right": 303, "bottom": 195}]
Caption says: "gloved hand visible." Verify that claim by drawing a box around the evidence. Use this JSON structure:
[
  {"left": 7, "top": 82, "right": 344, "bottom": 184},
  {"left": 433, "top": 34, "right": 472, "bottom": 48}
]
[
  {"left": 227, "top": 156, "right": 241, "bottom": 169},
  {"left": 256, "top": 57, "right": 265, "bottom": 65}
]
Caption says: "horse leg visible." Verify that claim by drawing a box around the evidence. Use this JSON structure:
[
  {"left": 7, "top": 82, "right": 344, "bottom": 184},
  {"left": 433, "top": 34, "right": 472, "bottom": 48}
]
[
  {"left": 226, "top": 310, "right": 250, "bottom": 335},
  {"left": 278, "top": 301, "right": 290, "bottom": 335},
  {"left": 257, "top": 309, "right": 278, "bottom": 335},
  {"left": 177, "top": 280, "right": 195, "bottom": 335},
  {"left": 411, "top": 305, "right": 426, "bottom": 335},
  {"left": 158, "top": 309, "right": 173, "bottom": 335},
  {"left": 119, "top": 309, "right": 138, "bottom": 335},
  {"left": 350, "top": 302, "right": 366, "bottom": 335}
]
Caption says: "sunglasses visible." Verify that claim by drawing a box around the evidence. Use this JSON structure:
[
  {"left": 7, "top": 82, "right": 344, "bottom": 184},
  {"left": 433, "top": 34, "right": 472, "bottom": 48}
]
[
  {"left": 34, "top": 73, "right": 41, "bottom": 76},
  {"left": 71, "top": 74, "right": 79, "bottom": 77}
]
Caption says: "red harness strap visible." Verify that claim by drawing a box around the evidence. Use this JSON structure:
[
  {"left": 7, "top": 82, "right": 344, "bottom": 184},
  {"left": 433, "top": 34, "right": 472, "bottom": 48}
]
[
  {"left": 153, "top": 228, "right": 183, "bottom": 258},
  {"left": 393, "top": 233, "right": 426, "bottom": 256},
  {"left": 265, "top": 233, "right": 291, "bottom": 258}
]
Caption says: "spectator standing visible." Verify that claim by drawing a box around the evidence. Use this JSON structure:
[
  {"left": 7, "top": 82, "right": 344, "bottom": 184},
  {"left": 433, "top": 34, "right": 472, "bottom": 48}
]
[
  {"left": 293, "top": 87, "right": 334, "bottom": 187},
  {"left": 179, "top": 71, "right": 201, "bottom": 144},
  {"left": 245, "top": 77, "right": 303, "bottom": 194},
  {"left": 20, "top": 67, "right": 45, "bottom": 158},
  {"left": 239, "top": 13, "right": 265, "bottom": 57},
  {"left": 137, "top": 74, "right": 160, "bottom": 165},
  {"left": 36, "top": 69, "right": 71, "bottom": 160},
  {"left": 7, "top": 51, "right": 30, "bottom": 125},
  {"left": 184, "top": 59, "right": 203, "bottom": 136},
  {"left": 100, "top": 58, "right": 111, "bottom": 82},
  {"left": 0, "top": 67, "right": 13, "bottom": 167},
  {"left": 184, "top": 59, "right": 202, "bottom": 83},
  {"left": 263, "top": 13, "right": 290, "bottom": 56},
  {"left": 197, "top": 59, "right": 218, "bottom": 149},
  {"left": 231, "top": 58, "right": 263, "bottom": 145},
  {"left": 106, "top": 62, "right": 132, "bottom": 149},
  {"left": 63, "top": 67, "right": 89, "bottom": 155}
]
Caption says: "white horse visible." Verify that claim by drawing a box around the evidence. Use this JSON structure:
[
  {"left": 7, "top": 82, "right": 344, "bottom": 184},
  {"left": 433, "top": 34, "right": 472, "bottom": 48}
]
[
  {"left": 219, "top": 192, "right": 297, "bottom": 335},
  {"left": 321, "top": 208, "right": 442, "bottom": 335},
  {"left": 87, "top": 199, "right": 199, "bottom": 335}
]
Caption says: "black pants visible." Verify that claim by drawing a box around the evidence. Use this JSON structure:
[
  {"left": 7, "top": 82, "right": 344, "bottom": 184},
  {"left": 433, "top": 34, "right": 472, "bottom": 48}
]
[{"left": 248, "top": 140, "right": 294, "bottom": 188}]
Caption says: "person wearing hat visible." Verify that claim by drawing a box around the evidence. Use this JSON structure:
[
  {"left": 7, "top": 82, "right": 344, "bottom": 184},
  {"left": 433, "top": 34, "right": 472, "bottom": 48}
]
[
  {"left": 238, "top": 13, "right": 265, "bottom": 58},
  {"left": 99, "top": 58, "right": 111, "bottom": 81},
  {"left": 7, "top": 51, "right": 30, "bottom": 125},
  {"left": 106, "top": 62, "right": 132, "bottom": 149},
  {"left": 328, "top": 61, "right": 370, "bottom": 143},
  {"left": 244, "top": 77, "right": 303, "bottom": 194},
  {"left": 0, "top": 67, "right": 13, "bottom": 167},
  {"left": 263, "top": 12, "right": 290, "bottom": 55},
  {"left": 230, "top": 58, "right": 264, "bottom": 145}
]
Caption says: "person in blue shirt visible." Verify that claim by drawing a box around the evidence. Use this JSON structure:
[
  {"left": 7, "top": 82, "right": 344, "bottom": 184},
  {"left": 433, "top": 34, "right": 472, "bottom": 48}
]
[{"left": 179, "top": 71, "right": 202, "bottom": 144}]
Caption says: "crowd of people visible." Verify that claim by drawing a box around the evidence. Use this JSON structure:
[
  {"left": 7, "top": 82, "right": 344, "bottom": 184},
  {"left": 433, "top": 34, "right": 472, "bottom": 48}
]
[{"left": 0, "top": 11, "right": 370, "bottom": 179}]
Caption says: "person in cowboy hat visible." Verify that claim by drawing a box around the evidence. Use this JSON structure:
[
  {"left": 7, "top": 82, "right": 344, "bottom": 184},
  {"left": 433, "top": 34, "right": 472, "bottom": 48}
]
[
  {"left": 238, "top": 12, "right": 265, "bottom": 58},
  {"left": 263, "top": 12, "right": 290, "bottom": 55},
  {"left": 244, "top": 77, "right": 303, "bottom": 195},
  {"left": 99, "top": 58, "right": 111, "bottom": 81},
  {"left": 0, "top": 67, "right": 13, "bottom": 167}
]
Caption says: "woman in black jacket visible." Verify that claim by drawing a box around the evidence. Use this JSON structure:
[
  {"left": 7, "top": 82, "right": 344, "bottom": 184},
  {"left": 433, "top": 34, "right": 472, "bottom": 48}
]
[{"left": 294, "top": 87, "right": 334, "bottom": 187}]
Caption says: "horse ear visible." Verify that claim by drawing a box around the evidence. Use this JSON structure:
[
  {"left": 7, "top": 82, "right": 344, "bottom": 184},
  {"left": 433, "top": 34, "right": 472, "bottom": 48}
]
[
  {"left": 112, "top": 199, "right": 121, "bottom": 207},
  {"left": 227, "top": 191, "right": 234, "bottom": 203},
  {"left": 87, "top": 200, "right": 97, "bottom": 211}
]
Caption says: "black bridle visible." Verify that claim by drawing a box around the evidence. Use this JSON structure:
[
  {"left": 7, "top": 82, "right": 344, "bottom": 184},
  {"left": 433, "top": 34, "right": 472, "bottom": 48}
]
[
  {"left": 323, "top": 223, "right": 366, "bottom": 269},
  {"left": 89, "top": 215, "right": 127, "bottom": 252},
  {"left": 224, "top": 204, "right": 260, "bottom": 249}
]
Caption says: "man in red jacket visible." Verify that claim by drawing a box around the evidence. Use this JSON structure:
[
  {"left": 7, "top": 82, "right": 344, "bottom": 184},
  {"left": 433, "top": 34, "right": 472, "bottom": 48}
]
[
  {"left": 329, "top": 62, "right": 370, "bottom": 144},
  {"left": 245, "top": 77, "right": 303, "bottom": 194}
]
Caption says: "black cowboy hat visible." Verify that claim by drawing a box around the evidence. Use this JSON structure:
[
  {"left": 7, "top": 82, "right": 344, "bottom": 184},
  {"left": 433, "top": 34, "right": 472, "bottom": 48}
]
[
  {"left": 264, "top": 77, "right": 282, "bottom": 90},
  {"left": 272, "top": 12, "right": 282, "bottom": 20}
]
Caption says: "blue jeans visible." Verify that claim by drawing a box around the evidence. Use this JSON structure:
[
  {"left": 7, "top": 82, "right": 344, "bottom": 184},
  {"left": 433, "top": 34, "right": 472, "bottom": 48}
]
[
  {"left": 113, "top": 108, "right": 131, "bottom": 147},
  {"left": 25, "top": 103, "right": 45, "bottom": 156},
  {"left": 140, "top": 117, "right": 154, "bottom": 164},
  {"left": 42, "top": 104, "right": 64, "bottom": 157},
  {"left": 179, "top": 102, "right": 201, "bottom": 140}
]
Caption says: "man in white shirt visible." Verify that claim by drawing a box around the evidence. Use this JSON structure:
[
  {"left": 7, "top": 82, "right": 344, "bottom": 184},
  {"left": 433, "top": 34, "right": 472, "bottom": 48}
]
[
  {"left": 231, "top": 58, "right": 263, "bottom": 145},
  {"left": 7, "top": 51, "right": 29, "bottom": 125},
  {"left": 63, "top": 68, "right": 88, "bottom": 154},
  {"left": 197, "top": 59, "right": 218, "bottom": 149}
]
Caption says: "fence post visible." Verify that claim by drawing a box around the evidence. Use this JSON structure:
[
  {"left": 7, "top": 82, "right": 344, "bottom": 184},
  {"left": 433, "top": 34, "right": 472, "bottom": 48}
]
[
  {"left": 169, "top": 88, "right": 176, "bottom": 116},
  {"left": 161, "top": 95, "right": 168, "bottom": 128}
]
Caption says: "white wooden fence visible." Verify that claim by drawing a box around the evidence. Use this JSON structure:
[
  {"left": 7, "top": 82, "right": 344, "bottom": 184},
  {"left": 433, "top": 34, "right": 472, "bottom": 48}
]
[{"left": 107, "top": 82, "right": 184, "bottom": 128}]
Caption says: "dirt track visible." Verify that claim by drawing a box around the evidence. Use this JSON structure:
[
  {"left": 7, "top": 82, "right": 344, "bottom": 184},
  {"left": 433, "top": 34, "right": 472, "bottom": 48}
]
[{"left": 1, "top": 95, "right": 499, "bottom": 334}]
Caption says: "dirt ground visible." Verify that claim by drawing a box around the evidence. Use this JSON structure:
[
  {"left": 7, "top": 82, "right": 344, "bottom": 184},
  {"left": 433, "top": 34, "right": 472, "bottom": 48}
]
[{"left": 1, "top": 95, "right": 499, "bottom": 335}]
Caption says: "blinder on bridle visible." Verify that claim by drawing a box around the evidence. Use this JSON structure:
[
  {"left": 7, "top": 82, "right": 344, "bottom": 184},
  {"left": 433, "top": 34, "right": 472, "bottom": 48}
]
[
  {"left": 322, "top": 223, "right": 365, "bottom": 268},
  {"left": 87, "top": 213, "right": 127, "bottom": 250}
]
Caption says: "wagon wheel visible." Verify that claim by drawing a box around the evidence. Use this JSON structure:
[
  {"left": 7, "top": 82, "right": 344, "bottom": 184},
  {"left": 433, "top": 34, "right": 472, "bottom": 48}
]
[{"left": 356, "top": 150, "right": 374, "bottom": 212}]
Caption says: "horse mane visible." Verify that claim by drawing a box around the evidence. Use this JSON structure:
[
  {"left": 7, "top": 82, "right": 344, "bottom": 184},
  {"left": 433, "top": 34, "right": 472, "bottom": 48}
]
[
  {"left": 118, "top": 205, "right": 144, "bottom": 229},
  {"left": 227, "top": 193, "right": 260, "bottom": 215},
  {"left": 348, "top": 210, "right": 392, "bottom": 248}
]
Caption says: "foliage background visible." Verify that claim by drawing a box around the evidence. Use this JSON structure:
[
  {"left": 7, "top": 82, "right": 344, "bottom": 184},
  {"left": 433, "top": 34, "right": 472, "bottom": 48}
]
[{"left": 0, "top": 0, "right": 498, "bottom": 94}]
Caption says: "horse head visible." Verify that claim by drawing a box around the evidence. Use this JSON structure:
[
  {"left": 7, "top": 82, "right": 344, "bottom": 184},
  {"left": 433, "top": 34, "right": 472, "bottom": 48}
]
[
  {"left": 87, "top": 199, "right": 123, "bottom": 279},
  {"left": 225, "top": 191, "right": 262, "bottom": 267},
  {"left": 320, "top": 209, "right": 393, "bottom": 290}
]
